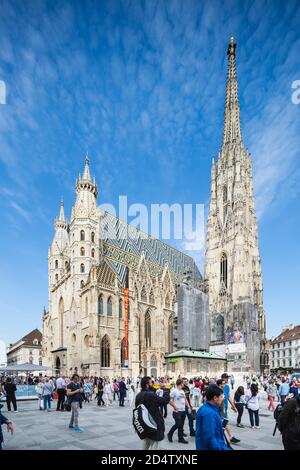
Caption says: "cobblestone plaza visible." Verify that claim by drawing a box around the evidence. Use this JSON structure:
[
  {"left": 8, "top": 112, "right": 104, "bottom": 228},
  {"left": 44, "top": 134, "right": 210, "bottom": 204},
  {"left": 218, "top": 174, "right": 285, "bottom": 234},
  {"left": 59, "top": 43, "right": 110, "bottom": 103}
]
[{"left": 2, "top": 391, "right": 282, "bottom": 451}]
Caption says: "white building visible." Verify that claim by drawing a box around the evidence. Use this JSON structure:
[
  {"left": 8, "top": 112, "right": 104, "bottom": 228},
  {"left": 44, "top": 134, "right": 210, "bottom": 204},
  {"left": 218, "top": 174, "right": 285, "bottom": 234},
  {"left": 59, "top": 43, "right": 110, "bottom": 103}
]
[
  {"left": 269, "top": 325, "right": 300, "bottom": 373},
  {"left": 7, "top": 329, "right": 43, "bottom": 366}
]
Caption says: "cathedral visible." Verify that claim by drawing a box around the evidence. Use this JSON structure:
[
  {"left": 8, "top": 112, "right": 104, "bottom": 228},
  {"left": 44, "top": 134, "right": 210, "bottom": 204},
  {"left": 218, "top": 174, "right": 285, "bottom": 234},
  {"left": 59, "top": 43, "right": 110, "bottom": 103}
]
[{"left": 42, "top": 37, "right": 267, "bottom": 377}]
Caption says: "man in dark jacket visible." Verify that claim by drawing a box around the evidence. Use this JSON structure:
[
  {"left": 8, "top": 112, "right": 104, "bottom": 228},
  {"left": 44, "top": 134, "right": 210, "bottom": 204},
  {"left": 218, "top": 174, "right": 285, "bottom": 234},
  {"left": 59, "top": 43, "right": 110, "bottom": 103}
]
[
  {"left": 135, "top": 376, "right": 170, "bottom": 450},
  {"left": 278, "top": 395, "right": 300, "bottom": 450},
  {"left": 182, "top": 378, "right": 195, "bottom": 436},
  {"left": 4, "top": 378, "right": 17, "bottom": 412},
  {"left": 0, "top": 404, "right": 14, "bottom": 450},
  {"left": 119, "top": 377, "right": 127, "bottom": 407}
]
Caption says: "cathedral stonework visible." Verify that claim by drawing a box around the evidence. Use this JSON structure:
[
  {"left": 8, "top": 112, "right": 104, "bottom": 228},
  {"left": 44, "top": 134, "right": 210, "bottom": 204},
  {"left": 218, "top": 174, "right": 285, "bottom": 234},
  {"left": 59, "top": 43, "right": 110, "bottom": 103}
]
[
  {"left": 42, "top": 157, "right": 203, "bottom": 378},
  {"left": 205, "top": 37, "right": 266, "bottom": 373}
]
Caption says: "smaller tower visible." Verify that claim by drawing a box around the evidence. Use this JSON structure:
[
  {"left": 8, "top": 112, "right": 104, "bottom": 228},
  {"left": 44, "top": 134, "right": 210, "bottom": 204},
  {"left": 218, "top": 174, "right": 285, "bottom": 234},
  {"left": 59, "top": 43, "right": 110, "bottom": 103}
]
[
  {"left": 48, "top": 199, "right": 70, "bottom": 305},
  {"left": 69, "top": 155, "right": 100, "bottom": 293}
]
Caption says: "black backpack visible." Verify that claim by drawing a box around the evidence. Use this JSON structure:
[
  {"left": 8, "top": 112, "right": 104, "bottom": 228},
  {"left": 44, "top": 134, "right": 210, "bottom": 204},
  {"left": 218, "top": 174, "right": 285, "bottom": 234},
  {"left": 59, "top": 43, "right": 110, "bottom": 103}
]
[
  {"left": 274, "top": 403, "right": 283, "bottom": 423},
  {"left": 132, "top": 403, "right": 159, "bottom": 441}
]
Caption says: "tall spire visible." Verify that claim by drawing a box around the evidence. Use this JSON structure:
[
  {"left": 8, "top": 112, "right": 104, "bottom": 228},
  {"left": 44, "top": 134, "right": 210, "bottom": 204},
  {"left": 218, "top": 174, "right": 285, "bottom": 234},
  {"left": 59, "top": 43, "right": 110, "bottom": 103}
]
[
  {"left": 222, "top": 36, "right": 242, "bottom": 147},
  {"left": 55, "top": 199, "right": 67, "bottom": 230},
  {"left": 58, "top": 198, "right": 66, "bottom": 222},
  {"left": 82, "top": 152, "right": 92, "bottom": 181}
]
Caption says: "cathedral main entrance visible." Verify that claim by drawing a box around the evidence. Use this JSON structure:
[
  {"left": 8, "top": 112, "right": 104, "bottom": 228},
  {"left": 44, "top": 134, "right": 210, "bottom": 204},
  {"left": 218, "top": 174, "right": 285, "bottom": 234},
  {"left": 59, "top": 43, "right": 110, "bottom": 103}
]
[{"left": 55, "top": 357, "right": 61, "bottom": 374}]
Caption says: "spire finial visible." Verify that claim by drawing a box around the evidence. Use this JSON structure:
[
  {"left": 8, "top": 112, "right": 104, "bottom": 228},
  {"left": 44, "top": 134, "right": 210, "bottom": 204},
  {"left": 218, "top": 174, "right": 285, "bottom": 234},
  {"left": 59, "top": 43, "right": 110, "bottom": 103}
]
[
  {"left": 223, "top": 36, "right": 242, "bottom": 147},
  {"left": 58, "top": 198, "right": 66, "bottom": 222},
  {"left": 82, "top": 152, "right": 91, "bottom": 181}
]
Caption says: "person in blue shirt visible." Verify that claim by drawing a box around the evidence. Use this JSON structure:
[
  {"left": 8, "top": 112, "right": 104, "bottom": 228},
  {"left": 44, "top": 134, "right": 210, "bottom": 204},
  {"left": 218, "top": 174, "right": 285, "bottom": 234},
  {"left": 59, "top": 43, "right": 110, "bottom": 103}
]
[
  {"left": 195, "top": 384, "right": 231, "bottom": 450},
  {"left": 289, "top": 380, "right": 299, "bottom": 398},
  {"left": 279, "top": 379, "right": 290, "bottom": 405}
]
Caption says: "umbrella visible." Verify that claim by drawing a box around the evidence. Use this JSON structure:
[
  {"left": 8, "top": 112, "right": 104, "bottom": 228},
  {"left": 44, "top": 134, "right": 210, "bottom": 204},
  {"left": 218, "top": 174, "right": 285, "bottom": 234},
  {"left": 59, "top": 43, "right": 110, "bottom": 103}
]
[{"left": 0, "top": 363, "right": 56, "bottom": 372}]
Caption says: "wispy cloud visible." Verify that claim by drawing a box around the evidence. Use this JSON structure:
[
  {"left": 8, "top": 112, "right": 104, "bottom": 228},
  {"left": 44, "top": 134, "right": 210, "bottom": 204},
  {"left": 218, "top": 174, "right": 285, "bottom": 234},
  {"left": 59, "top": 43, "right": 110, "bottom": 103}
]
[{"left": 10, "top": 201, "right": 31, "bottom": 222}]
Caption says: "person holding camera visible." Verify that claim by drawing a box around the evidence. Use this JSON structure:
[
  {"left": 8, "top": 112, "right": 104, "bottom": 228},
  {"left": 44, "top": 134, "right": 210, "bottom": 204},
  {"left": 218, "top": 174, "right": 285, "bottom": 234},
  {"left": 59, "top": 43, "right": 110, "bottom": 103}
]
[{"left": 67, "top": 374, "right": 83, "bottom": 433}]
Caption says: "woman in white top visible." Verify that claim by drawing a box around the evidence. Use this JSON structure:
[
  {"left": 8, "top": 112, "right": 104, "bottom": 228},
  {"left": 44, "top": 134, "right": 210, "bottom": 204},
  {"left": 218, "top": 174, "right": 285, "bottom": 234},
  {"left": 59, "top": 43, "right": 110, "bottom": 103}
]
[
  {"left": 35, "top": 381, "right": 44, "bottom": 410},
  {"left": 103, "top": 380, "right": 113, "bottom": 406},
  {"left": 192, "top": 384, "right": 201, "bottom": 409},
  {"left": 127, "top": 385, "right": 135, "bottom": 407},
  {"left": 246, "top": 383, "right": 260, "bottom": 429}
]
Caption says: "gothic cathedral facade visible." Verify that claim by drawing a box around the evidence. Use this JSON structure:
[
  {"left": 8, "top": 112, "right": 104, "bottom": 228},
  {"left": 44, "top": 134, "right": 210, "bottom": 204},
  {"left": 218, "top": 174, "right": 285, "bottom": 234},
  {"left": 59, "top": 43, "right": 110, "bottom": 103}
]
[
  {"left": 205, "top": 37, "right": 267, "bottom": 372},
  {"left": 42, "top": 158, "right": 202, "bottom": 378}
]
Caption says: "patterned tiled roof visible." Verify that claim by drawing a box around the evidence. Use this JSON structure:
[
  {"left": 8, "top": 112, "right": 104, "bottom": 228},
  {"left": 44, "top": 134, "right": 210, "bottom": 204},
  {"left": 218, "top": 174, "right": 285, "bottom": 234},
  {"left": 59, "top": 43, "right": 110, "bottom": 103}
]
[{"left": 101, "top": 211, "right": 202, "bottom": 285}]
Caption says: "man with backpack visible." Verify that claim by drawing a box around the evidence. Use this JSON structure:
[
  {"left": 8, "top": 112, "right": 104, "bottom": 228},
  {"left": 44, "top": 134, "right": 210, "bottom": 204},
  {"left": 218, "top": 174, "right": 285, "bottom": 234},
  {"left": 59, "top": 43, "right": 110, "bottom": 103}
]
[
  {"left": 133, "top": 376, "right": 170, "bottom": 450},
  {"left": 278, "top": 395, "right": 300, "bottom": 450}
]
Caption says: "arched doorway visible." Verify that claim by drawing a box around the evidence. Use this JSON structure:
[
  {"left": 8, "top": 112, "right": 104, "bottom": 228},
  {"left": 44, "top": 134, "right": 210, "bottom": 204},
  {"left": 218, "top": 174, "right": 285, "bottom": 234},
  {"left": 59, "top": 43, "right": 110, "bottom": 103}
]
[{"left": 56, "top": 357, "right": 61, "bottom": 374}]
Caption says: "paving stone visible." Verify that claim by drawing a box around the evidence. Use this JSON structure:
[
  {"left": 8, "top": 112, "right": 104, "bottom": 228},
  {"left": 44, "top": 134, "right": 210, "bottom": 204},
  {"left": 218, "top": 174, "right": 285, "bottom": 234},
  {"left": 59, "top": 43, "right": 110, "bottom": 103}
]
[{"left": 2, "top": 392, "right": 283, "bottom": 450}]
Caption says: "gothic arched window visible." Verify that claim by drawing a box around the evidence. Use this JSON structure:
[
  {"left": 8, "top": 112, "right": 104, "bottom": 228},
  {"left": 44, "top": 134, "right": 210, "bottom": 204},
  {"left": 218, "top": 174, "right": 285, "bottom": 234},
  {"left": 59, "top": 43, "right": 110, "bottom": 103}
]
[
  {"left": 165, "top": 294, "right": 170, "bottom": 309},
  {"left": 150, "top": 354, "right": 157, "bottom": 367},
  {"left": 98, "top": 295, "right": 103, "bottom": 315},
  {"left": 80, "top": 280, "right": 84, "bottom": 288},
  {"left": 121, "top": 337, "right": 128, "bottom": 367},
  {"left": 168, "top": 315, "right": 174, "bottom": 354},
  {"left": 91, "top": 248, "right": 95, "bottom": 258},
  {"left": 215, "top": 315, "right": 224, "bottom": 342},
  {"left": 55, "top": 260, "right": 58, "bottom": 269},
  {"left": 59, "top": 297, "right": 64, "bottom": 347},
  {"left": 145, "top": 310, "right": 151, "bottom": 348},
  {"left": 149, "top": 289, "right": 154, "bottom": 305},
  {"left": 220, "top": 253, "right": 228, "bottom": 288},
  {"left": 101, "top": 335, "right": 110, "bottom": 367},
  {"left": 223, "top": 186, "right": 228, "bottom": 222},
  {"left": 80, "top": 230, "right": 85, "bottom": 241},
  {"left": 91, "top": 232, "right": 95, "bottom": 243},
  {"left": 80, "top": 247, "right": 85, "bottom": 256},
  {"left": 80, "top": 263, "right": 85, "bottom": 273},
  {"left": 107, "top": 297, "right": 113, "bottom": 316},
  {"left": 119, "top": 299, "right": 123, "bottom": 319},
  {"left": 141, "top": 286, "right": 147, "bottom": 302}
]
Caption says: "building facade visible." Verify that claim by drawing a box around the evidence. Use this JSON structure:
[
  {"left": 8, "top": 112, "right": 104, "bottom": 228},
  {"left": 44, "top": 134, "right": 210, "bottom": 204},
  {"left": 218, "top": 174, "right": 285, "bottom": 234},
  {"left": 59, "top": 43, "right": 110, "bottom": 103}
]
[
  {"left": 165, "top": 350, "right": 226, "bottom": 378},
  {"left": 205, "top": 37, "right": 266, "bottom": 374},
  {"left": 269, "top": 325, "right": 300, "bottom": 374},
  {"left": 42, "top": 158, "right": 205, "bottom": 378},
  {"left": 7, "top": 329, "right": 42, "bottom": 366}
]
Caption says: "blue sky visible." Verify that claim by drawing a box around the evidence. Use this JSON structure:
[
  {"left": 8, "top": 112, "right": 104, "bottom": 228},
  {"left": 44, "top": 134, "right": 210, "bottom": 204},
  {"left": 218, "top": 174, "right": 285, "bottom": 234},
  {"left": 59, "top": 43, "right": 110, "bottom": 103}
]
[{"left": 0, "top": 0, "right": 299, "bottom": 356}]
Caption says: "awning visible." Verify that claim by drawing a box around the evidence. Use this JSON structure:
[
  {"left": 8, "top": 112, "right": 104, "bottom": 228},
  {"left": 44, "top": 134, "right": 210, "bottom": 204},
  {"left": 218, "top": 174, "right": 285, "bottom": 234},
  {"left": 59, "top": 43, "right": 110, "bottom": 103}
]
[{"left": 0, "top": 363, "right": 56, "bottom": 372}]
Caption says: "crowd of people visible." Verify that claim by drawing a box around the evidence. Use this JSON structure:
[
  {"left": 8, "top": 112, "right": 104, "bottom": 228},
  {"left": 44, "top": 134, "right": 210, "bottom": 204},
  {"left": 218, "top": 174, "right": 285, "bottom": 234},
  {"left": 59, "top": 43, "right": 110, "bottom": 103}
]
[{"left": 0, "top": 371, "right": 299, "bottom": 450}]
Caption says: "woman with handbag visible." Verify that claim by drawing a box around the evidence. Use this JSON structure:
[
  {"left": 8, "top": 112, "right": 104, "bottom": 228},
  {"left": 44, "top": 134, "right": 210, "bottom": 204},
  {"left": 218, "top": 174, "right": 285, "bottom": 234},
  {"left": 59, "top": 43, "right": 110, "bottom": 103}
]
[
  {"left": 266, "top": 380, "right": 278, "bottom": 412},
  {"left": 234, "top": 386, "right": 246, "bottom": 427},
  {"left": 245, "top": 383, "right": 260, "bottom": 429}
]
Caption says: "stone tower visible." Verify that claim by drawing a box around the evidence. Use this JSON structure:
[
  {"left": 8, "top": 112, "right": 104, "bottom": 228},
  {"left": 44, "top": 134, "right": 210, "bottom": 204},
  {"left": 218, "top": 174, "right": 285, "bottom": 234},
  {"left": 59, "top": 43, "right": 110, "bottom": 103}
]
[
  {"left": 69, "top": 155, "right": 100, "bottom": 294},
  {"left": 48, "top": 200, "right": 70, "bottom": 309},
  {"left": 205, "top": 37, "right": 266, "bottom": 374}
]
